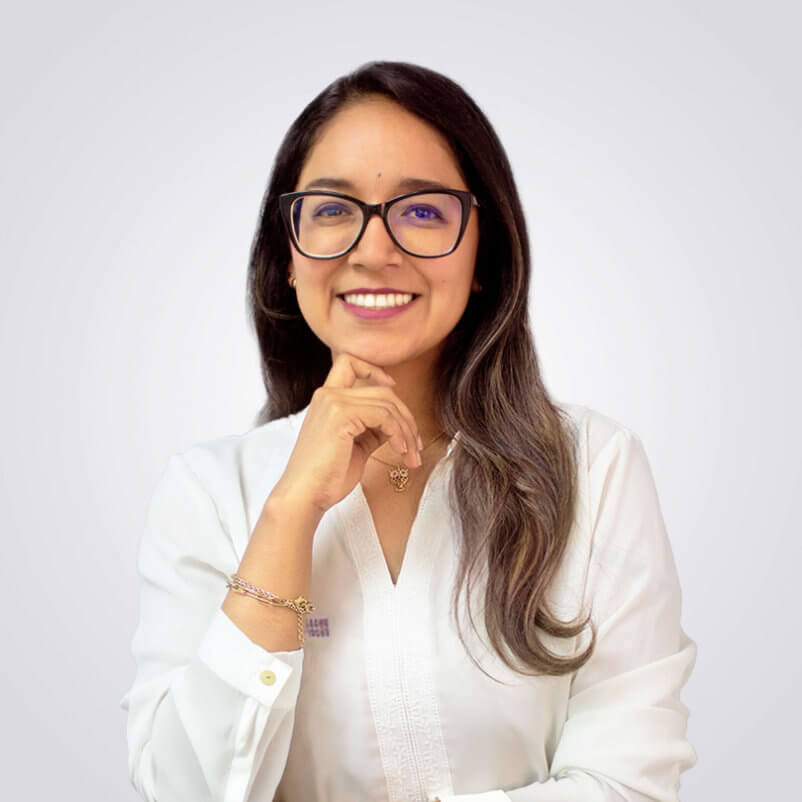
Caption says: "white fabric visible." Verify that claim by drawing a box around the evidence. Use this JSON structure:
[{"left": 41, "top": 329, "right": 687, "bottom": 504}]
[{"left": 120, "top": 401, "right": 697, "bottom": 802}]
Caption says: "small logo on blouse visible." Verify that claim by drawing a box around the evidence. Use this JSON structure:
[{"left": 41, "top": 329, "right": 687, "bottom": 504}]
[{"left": 305, "top": 617, "right": 330, "bottom": 638}]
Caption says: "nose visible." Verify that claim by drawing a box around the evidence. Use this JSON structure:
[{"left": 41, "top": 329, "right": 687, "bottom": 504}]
[{"left": 347, "top": 210, "right": 401, "bottom": 266}]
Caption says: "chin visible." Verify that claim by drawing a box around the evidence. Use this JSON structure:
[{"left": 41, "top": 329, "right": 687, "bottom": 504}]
[{"left": 333, "top": 342, "right": 420, "bottom": 367}]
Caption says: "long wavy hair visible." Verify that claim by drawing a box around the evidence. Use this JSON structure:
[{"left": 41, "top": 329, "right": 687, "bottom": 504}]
[{"left": 246, "top": 61, "right": 595, "bottom": 678}]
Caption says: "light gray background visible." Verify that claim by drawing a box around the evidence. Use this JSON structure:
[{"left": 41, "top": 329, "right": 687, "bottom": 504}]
[{"left": 2, "top": 1, "right": 799, "bottom": 800}]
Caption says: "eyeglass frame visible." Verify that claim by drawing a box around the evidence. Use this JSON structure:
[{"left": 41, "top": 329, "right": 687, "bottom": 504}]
[{"left": 278, "top": 188, "right": 480, "bottom": 260}]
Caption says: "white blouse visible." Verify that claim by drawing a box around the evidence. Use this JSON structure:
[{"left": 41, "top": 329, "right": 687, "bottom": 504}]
[{"left": 120, "top": 401, "right": 697, "bottom": 802}]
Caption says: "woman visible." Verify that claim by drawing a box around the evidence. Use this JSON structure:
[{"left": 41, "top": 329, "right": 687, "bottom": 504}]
[{"left": 120, "top": 61, "right": 696, "bottom": 802}]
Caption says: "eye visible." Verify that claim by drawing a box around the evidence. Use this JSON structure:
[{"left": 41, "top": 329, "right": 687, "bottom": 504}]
[
  {"left": 402, "top": 204, "right": 443, "bottom": 221},
  {"left": 313, "top": 203, "right": 350, "bottom": 218}
]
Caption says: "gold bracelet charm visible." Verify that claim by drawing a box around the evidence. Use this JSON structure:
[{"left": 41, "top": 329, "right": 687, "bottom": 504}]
[{"left": 226, "top": 574, "right": 315, "bottom": 647}]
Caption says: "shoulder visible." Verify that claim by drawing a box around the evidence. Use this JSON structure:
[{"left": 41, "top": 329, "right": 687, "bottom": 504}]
[
  {"left": 143, "top": 406, "right": 311, "bottom": 558},
  {"left": 553, "top": 400, "right": 658, "bottom": 546},
  {"left": 174, "top": 406, "right": 307, "bottom": 489},
  {"left": 553, "top": 399, "right": 640, "bottom": 468},
  {"left": 153, "top": 406, "right": 310, "bottom": 535},
  {"left": 555, "top": 401, "right": 670, "bottom": 571}
]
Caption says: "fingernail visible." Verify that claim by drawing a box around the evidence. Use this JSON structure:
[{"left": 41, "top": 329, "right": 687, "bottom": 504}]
[{"left": 417, "top": 434, "right": 423, "bottom": 451}]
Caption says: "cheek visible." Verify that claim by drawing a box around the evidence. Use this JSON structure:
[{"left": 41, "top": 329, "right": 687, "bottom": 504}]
[
  {"left": 290, "top": 251, "right": 311, "bottom": 278},
  {"left": 292, "top": 262, "right": 340, "bottom": 332},
  {"left": 293, "top": 255, "right": 335, "bottom": 292},
  {"left": 429, "top": 277, "right": 472, "bottom": 328},
  {"left": 437, "top": 255, "right": 477, "bottom": 297}
]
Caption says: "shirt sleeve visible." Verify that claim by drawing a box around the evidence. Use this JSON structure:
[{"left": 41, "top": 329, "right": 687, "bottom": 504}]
[
  {"left": 439, "top": 428, "right": 697, "bottom": 802},
  {"left": 119, "top": 452, "right": 304, "bottom": 802}
]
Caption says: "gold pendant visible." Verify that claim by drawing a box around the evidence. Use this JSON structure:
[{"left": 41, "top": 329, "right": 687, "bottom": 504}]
[{"left": 388, "top": 465, "right": 409, "bottom": 492}]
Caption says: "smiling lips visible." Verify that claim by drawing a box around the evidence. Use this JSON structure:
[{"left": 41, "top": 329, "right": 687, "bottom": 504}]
[
  {"left": 337, "top": 287, "right": 419, "bottom": 310},
  {"left": 341, "top": 292, "right": 414, "bottom": 309},
  {"left": 336, "top": 289, "right": 418, "bottom": 319}
]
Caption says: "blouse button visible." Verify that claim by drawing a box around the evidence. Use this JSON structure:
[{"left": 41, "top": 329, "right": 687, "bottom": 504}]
[{"left": 260, "top": 670, "right": 276, "bottom": 685}]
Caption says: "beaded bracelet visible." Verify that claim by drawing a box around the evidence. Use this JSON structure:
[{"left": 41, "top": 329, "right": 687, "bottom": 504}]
[{"left": 225, "top": 573, "right": 315, "bottom": 647}]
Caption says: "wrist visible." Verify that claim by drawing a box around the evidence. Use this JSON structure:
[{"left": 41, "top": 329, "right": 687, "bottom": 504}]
[{"left": 262, "top": 488, "right": 325, "bottom": 535}]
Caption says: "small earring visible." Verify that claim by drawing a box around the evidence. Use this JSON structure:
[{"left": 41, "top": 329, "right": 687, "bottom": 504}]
[{"left": 288, "top": 275, "right": 297, "bottom": 289}]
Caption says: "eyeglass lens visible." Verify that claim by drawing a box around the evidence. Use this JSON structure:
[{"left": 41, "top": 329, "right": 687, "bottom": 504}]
[{"left": 290, "top": 193, "right": 463, "bottom": 257}]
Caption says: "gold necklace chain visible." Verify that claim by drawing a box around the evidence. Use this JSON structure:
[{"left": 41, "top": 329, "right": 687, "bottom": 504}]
[{"left": 367, "top": 432, "right": 448, "bottom": 493}]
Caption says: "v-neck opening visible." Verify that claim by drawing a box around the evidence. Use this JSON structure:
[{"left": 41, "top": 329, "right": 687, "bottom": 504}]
[{"left": 354, "top": 450, "right": 452, "bottom": 594}]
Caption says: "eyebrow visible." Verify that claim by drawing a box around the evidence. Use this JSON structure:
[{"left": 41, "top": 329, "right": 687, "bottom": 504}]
[{"left": 301, "top": 176, "right": 453, "bottom": 193}]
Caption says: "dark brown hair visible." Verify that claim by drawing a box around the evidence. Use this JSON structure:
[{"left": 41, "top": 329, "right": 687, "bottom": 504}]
[{"left": 246, "top": 61, "right": 595, "bottom": 678}]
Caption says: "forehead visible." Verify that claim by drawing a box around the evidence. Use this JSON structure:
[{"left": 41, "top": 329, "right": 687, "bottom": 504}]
[{"left": 296, "top": 97, "right": 466, "bottom": 194}]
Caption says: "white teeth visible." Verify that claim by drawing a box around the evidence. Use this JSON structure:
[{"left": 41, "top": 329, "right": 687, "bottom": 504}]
[{"left": 342, "top": 292, "right": 414, "bottom": 308}]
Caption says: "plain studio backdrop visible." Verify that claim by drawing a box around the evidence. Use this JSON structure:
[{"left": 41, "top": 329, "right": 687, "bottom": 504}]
[{"left": 1, "top": 1, "right": 798, "bottom": 800}]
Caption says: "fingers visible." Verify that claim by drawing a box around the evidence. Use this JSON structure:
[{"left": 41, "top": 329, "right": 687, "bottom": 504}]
[
  {"left": 323, "top": 352, "right": 396, "bottom": 390},
  {"left": 341, "top": 396, "right": 421, "bottom": 466},
  {"left": 320, "top": 353, "right": 421, "bottom": 461},
  {"left": 344, "top": 387, "right": 421, "bottom": 456},
  {"left": 312, "top": 387, "right": 419, "bottom": 466},
  {"left": 342, "top": 406, "right": 414, "bottom": 465},
  {"left": 279, "top": 353, "right": 427, "bottom": 514}
]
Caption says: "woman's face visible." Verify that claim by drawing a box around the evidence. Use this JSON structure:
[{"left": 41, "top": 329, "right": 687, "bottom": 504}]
[{"left": 289, "top": 96, "right": 480, "bottom": 373}]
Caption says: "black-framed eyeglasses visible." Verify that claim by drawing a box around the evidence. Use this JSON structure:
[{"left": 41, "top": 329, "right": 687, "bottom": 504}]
[{"left": 278, "top": 188, "right": 480, "bottom": 259}]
